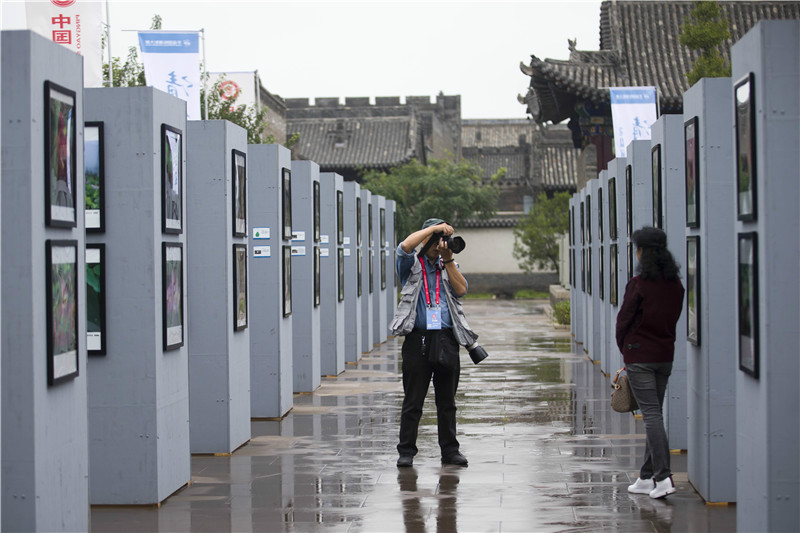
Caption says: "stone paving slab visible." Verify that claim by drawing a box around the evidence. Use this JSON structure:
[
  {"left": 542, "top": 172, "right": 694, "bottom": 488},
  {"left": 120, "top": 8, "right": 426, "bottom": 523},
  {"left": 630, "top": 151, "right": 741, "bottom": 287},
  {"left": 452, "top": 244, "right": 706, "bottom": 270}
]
[{"left": 91, "top": 299, "right": 736, "bottom": 532}]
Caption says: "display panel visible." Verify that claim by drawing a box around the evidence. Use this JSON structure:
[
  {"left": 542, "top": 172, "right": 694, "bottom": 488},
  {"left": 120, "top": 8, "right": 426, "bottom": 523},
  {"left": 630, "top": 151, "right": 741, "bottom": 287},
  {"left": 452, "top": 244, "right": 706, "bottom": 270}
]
[
  {"left": 608, "top": 178, "right": 617, "bottom": 240},
  {"left": 586, "top": 194, "right": 592, "bottom": 243},
  {"left": 380, "top": 207, "right": 386, "bottom": 247},
  {"left": 282, "top": 168, "right": 292, "bottom": 240},
  {"left": 609, "top": 243, "right": 618, "bottom": 306},
  {"left": 685, "top": 117, "right": 700, "bottom": 228},
  {"left": 45, "top": 81, "right": 77, "bottom": 228},
  {"left": 337, "top": 190, "right": 344, "bottom": 245},
  {"left": 686, "top": 236, "right": 700, "bottom": 345},
  {"left": 84, "top": 122, "right": 105, "bottom": 232},
  {"left": 47, "top": 240, "right": 79, "bottom": 384},
  {"left": 625, "top": 165, "right": 632, "bottom": 236},
  {"left": 587, "top": 247, "right": 592, "bottom": 295},
  {"left": 233, "top": 244, "right": 248, "bottom": 330},
  {"left": 627, "top": 242, "right": 634, "bottom": 282},
  {"left": 338, "top": 248, "right": 345, "bottom": 302},
  {"left": 599, "top": 246, "right": 604, "bottom": 300},
  {"left": 369, "top": 250, "right": 374, "bottom": 294},
  {"left": 381, "top": 250, "right": 386, "bottom": 290},
  {"left": 357, "top": 249, "right": 363, "bottom": 297},
  {"left": 162, "top": 243, "right": 184, "bottom": 350},
  {"left": 598, "top": 188, "right": 604, "bottom": 243},
  {"left": 283, "top": 245, "right": 292, "bottom": 317},
  {"left": 651, "top": 145, "right": 662, "bottom": 229},
  {"left": 233, "top": 149, "right": 247, "bottom": 237},
  {"left": 356, "top": 197, "right": 362, "bottom": 246},
  {"left": 738, "top": 232, "right": 759, "bottom": 378},
  {"left": 314, "top": 246, "right": 320, "bottom": 307},
  {"left": 313, "top": 181, "right": 320, "bottom": 243},
  {"left": 735, "top": 73, "right": 757, "bottom": 222},
  {"left": 86, "top": 244, "right": 106, "bottom": 355},
  {"left": 161, "top": 124, "right": 183, "bottom": 234}
]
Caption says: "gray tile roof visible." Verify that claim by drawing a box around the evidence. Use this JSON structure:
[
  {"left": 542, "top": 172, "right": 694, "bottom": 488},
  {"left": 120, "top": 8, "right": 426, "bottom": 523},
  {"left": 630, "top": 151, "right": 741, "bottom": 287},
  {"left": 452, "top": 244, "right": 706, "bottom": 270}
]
[
  {"left": 522, "top": 0, "right": 800, "bottom": 123},
  {"left": 537, "top": 125, "right": 581, "bottom": 191}
]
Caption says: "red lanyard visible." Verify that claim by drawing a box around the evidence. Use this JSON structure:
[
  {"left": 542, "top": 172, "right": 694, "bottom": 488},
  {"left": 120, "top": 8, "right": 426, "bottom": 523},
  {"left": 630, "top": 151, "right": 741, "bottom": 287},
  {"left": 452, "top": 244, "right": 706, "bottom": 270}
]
[{"left": 419, "top": 255, "right": 440, "bottom": 307}]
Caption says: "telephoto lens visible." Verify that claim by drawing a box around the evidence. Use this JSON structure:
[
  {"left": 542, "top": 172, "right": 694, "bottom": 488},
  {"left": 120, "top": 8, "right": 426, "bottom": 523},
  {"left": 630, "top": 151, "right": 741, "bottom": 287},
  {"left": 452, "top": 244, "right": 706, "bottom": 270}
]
[
  {"left": 467, "top": 342, "right": 488, "bottom": 364},
  {"left": 442, "top": 235, "right": 466, "bottom": 254}
]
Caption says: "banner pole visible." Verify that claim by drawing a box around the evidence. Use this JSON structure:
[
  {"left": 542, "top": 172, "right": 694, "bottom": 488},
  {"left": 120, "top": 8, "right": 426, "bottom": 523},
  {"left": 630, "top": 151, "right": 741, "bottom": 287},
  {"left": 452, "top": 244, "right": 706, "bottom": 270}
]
[
  {"left": 201, "top": 28, "right": 208, "bottom": 119},
  {"left": 105, "top": 0, "right": 113, "bottom": 87}
]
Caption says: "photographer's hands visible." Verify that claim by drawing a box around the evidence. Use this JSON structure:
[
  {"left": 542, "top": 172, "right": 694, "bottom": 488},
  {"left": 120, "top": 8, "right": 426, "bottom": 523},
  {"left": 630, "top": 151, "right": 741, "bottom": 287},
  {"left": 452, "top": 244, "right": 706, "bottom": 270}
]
[{"left": 400, "top": 222, "right": 453, "bottom": 254}]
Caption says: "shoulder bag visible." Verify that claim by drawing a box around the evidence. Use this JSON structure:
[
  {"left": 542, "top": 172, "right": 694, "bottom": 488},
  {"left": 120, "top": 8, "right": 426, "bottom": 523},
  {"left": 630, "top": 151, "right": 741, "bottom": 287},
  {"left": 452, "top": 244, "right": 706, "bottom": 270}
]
[{"left": 611, "top": 367, "right": 638, "bottom": 413}]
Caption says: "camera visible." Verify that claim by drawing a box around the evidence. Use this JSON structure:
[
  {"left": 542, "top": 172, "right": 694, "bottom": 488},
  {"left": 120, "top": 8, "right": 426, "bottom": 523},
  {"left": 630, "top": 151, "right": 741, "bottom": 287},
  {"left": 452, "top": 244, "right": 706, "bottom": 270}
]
[
  {"left": 432, "top": 232, "right": 466, "bottom": 254},
  {"left": 467, "top": 342, "right": 489, "bottom": 364}
]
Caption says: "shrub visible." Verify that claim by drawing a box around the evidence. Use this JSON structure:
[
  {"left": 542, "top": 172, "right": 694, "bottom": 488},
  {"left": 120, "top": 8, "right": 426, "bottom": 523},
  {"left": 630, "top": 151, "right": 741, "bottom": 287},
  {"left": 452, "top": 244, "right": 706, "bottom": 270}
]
[{"left": 553, "top": 300, "right": 570, "bottom": 325}]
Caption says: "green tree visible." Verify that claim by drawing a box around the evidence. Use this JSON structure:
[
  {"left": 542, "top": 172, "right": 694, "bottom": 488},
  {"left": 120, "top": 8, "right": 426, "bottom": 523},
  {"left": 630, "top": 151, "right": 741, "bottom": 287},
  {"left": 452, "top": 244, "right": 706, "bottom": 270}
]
[
  {"left": 101, "top": 14, "right": 160, "bottom": 87},
  {"left": 513, "top": 191, "right": 570, "bottom": 275},
  {"left": 679, "top": 0, "right": 731, "bottom": 86},
  {"left": 361, "top": 158, "right": 500, "bottom": 240}
]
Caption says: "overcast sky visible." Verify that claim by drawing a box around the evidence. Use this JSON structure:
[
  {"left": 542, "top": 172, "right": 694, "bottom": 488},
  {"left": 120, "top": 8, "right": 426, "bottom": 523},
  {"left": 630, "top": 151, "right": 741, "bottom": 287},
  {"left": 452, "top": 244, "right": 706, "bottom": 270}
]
[{"left": 2, "top": 0, "right": 602, "bottom": 118}]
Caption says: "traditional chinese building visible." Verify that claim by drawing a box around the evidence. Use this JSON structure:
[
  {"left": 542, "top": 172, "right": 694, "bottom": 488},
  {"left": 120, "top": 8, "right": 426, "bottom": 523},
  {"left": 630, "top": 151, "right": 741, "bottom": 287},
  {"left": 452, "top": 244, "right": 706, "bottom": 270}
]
[{"left": 520, "top": 0, "right": 800, "bottom": 185}]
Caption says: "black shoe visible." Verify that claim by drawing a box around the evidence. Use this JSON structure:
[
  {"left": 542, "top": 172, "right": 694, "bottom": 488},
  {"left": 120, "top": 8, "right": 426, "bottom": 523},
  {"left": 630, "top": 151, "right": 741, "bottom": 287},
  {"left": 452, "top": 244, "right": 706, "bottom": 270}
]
[
  {"left": 441, "top": 452, "right": 468, "bottom": 466},
  {"left": 397, "top": 455, "right": 414, "bottom": 467}
]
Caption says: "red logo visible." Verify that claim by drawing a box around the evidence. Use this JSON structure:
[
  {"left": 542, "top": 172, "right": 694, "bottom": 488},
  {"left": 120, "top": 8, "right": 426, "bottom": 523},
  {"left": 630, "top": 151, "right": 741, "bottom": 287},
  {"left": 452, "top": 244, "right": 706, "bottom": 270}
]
[
  {"left": 51, "top": 0, "right": 76, "bottom": 7},
  {"left": 219, "top": 80, "right": 241, "bottom": 101}
]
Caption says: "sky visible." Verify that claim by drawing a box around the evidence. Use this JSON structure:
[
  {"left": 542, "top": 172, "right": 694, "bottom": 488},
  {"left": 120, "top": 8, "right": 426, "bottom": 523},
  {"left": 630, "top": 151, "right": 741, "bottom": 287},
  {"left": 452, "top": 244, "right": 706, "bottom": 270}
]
[{"left": 1, "top": 0, "right": 603, "bottom": 119}]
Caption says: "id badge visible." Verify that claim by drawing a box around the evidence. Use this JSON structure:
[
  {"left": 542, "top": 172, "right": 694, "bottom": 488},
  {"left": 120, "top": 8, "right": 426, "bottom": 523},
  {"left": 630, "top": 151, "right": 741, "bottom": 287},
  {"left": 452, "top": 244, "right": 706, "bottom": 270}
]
[{"left": 426, "top": 306, "right": 442, "bottom": 330}]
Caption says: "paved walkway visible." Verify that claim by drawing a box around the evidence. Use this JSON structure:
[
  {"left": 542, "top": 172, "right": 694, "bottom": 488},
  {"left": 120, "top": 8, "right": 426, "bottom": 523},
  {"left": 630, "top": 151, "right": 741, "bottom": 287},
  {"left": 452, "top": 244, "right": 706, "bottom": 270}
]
[{"left": 91, "top": 300, "right": 735, "bottom": 532}]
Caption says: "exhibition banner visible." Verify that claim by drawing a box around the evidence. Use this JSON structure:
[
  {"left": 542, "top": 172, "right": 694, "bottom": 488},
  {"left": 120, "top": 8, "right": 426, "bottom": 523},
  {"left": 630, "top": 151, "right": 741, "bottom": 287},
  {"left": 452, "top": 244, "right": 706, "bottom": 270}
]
[
  {"left": 209, "top": 70, "right": 259, "bottom": 111},
  {"left": 609, "top": 87, "right": 658, "bottom": 158},
  {"left": 25, "top": 0, "right": 104, "bottom": 87},
  {"left": 138, "top": 31, "right": 201, "bottom": 119}
]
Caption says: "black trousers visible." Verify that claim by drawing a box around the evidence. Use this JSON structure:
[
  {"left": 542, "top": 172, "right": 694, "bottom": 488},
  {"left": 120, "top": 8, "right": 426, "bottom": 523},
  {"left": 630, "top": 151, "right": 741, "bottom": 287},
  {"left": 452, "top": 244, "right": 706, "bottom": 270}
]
[{"left": 397, "top": 329, "right": 461, "bottom": 457}]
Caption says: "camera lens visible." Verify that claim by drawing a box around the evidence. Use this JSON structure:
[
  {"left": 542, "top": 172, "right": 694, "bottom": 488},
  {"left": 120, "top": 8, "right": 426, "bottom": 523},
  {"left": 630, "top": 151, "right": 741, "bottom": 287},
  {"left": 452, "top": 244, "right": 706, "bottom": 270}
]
[{"left": 442, "top": 236, "right": 466, "bottom": 254}]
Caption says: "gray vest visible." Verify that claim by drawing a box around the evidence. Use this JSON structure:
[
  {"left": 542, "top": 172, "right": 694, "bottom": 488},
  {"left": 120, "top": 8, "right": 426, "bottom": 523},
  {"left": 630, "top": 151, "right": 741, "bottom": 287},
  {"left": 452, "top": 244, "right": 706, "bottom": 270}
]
[{"left": 390, "top": 257, "right": 478, "bottom": 347}]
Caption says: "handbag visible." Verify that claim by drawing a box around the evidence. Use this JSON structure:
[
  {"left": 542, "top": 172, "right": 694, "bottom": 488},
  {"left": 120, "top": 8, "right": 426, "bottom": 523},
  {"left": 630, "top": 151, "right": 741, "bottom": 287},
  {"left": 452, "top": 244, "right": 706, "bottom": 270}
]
[{"left": 611, "top": 367, "right": 638, "bottom": 412}]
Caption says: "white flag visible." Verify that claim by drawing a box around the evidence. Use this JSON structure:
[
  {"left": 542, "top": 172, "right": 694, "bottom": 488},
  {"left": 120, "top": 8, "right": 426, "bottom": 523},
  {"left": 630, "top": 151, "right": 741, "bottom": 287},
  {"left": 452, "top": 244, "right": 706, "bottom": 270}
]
[
  {"left": 25, "top": 0, "right": 103, "bottom": 87},
  {"left": 609, "top": 87, "right": 658, "bottom": 158},
  {"left": 208, "top": 71, "right": 259, "bottom": 111},
  {"left": 138, "top": 31, "right": 201, "bottom": 120}
]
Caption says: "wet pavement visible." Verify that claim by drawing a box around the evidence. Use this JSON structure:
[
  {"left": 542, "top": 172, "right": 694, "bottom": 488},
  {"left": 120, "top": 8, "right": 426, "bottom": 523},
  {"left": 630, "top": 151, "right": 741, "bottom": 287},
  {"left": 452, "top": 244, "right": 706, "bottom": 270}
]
[{"left": 91, "top": 300, "right": 736, "bottom": 532}]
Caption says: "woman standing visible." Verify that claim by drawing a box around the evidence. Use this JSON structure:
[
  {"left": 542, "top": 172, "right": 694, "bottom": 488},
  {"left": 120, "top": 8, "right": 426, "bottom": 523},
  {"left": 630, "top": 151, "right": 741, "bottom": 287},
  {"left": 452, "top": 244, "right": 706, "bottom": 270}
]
[{"left": 616, "top": 227, "right": 684, "bottom": 499}]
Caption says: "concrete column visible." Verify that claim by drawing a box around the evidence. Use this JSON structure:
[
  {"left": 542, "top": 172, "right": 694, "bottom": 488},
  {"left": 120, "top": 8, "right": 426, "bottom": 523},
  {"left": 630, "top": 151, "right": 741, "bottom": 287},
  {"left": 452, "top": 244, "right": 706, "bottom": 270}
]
[
  {"left": 360, "top": 189, "right": 374, "bottom": 352},
  {"left": 343, "top": 181, "right": 362, "bottom": 363},
  {"left": 319, "top": 172, "right": 345, "bottom": 376}
]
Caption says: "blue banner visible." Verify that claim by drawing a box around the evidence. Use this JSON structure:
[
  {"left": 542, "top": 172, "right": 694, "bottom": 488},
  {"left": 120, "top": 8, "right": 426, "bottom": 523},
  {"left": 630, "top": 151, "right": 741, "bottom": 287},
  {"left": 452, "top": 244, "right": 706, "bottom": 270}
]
[{"left": 138, "top": 32, "right": 199, "bottom": 54}]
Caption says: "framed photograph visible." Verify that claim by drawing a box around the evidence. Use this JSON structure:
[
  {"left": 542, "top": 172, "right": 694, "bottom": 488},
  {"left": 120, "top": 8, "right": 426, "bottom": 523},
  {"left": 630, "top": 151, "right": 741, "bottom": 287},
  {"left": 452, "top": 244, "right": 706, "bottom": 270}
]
[
  {"left": 369, "top": 250, "right": 374, "bottom": 294},
  {"left": 570, "top": 248, "right": 574, "bottom": 288},
  {"left": 599, "top": 245, "right": 605, "bottom": 300},
  {"left": 587, "top": 247, "right": 592, "bottom": 295},
  {"left": 381, "top": 249, "right": 386, "bottom": 290},
  {"left": 735, "top": 73, "right": 757, "bottom": 221},
  {"left": 313, "top": 181, "right": 321, "bottom": 243},
  {"left": 685, "top": 117, "right": 700, "bottom": 228},
  {"left": 314, "top": 246, "right": 321, "bottom": 307},
  {"left": 598, "top": 188, "right": 604, "bottom": 242},
  {"left": 625, "top": 165, "right": 633, "bottom": 237},
  {"left": 232, "top": 149, "right": 247, "bottom": 237},
  {"left": 161, "top": 124, "right": 183, "bottom": 234},
  {"left": 337, "top": 191, "right": 345, "bottom": 245},
  {"left": 368, "top": 207, "right": 373, "bottom": 247},
  {"left": 738, "top": 232, "right": 759, "bottom": 378},
  {"left": 609, "top": 243, "right": 618, "bottom": 306},
  {"left": 84, "top": 122, "right": 105, "bottom": 232},
  {"left": 282, "top": 245, "right": 292, "bottom": 317},
  {"left": 86, "top": 244, "right": 106, "bottom": 356},
  {"left": 45, "top": 81, "right": 77, "bottom": 228},
  {"left": 581, "top": 249, "right": 585, "bottom": 292},
  {"left": 627, "top": 242, "right": 634, "bottom": 282},
  {"left": 338, "top": 248, "right": 345, "bottom": 302},
  {"left": 570, "top": 206, "right": 575, "bottom": 246},
  {"left": 686, "top": 236, "right": 701, "bottom": 345},
  {"left": 356, "top": 197, "right": 362, "bottom": 247},
  {"left": 46, "top": 240, "right": 79, "bottom": 385},
  {"left": 608, "top": 178, "right": 617, "bottom": 240},
  {"left": 580, "top": 201, "right": 585, "bottom": 245},
  {"left": 651, "top": 144, "right": 662, "bottom": 229},
  {"left": 282, "top": 168, "right": 292, "bottom": 241},
  {"left": 586, "top": 194, "right": 592, "bottom": 243},
  {"left": 380, "top": 207, "right": 386, "bottom": 247},
  {"left": 233, "top": 244, "right": 248, "bottom": 331},
  {"left": 357, "top": 249, "right": 363, "bottom": 297},
  {"left": 162, "top": 243, "right": 184, "bottom": 351}
]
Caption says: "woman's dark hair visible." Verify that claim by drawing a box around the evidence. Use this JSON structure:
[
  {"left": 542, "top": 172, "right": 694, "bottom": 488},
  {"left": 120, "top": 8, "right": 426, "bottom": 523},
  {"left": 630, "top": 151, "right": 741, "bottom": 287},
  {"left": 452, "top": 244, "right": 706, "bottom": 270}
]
[{"left": 632, "top": 227, "right": 680, "bottom": 281}]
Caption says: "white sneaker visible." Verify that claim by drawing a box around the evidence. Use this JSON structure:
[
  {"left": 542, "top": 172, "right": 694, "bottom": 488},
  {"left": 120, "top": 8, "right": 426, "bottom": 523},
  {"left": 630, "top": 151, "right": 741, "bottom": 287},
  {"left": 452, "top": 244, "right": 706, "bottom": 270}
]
[
  {"left": 649, "top": 477, "right": 676, "bottom": 499},
  {"left": 627, "top": 477, "right": 655, "bottom": 494}
]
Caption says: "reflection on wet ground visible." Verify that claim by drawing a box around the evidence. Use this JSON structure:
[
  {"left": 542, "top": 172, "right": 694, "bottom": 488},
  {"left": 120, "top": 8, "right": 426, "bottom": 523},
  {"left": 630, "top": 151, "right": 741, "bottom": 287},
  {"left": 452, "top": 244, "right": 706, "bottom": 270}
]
[{"left": 91, "top": 299, "right": 735, "bottom": 532}]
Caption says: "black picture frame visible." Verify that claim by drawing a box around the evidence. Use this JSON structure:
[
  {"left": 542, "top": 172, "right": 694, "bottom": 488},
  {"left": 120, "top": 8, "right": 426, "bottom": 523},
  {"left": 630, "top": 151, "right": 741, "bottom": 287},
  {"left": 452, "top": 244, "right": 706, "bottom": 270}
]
[
  {"left": 357, "top": 249, "right": 363, "bottom": 297},
  {"left": 381, "top": 250, "right": 387, "bottom": 290},
  {"left": 232, "top": 149, "right": 247, "bottom": 237},
  {"left": 368, "top": 206, "right": 373, "bottom": 247},
  {"left": 580, "top": 201, "right": 585, "bottom": 245},
  {"left": 162, "top": 242, "right": 184, "bottom": 350},
  {"left": 570, "top": 247, "right": 575, "bottom": 288},
  {"left": 161, "top": 124, "right": 183, "bottom": 234},
  {"left": 586, "top": 194, "right": 592, "bottom": 243},
  {"left": 356, "top": 197, "right": 362, "bottom": 247},
  {"left": 598, "top": 188, "right": 604, "bottom": 243},
  {"left": 627, "top": 242, "right": 634, "bottom": 282},
  {"left": 581, "top": 249, "right": 585, "bottom": 292},
  {"left": 282, "top": 168, "right": 292, "bottom": 241},
  {"left": 84, "top": 122, "right": 105, "bottom": 232},
  {"left": 625, "top": 165, "right": 633, "bottom": 237},
  {"left": 609, "top": 243, "right": 618, "bottom": 306},
  {"left": 651, "top": 144, "right": 662, "bottom": 229},
  {"left": 233, "top": 244, "right": 248, "bottom": 331},
  {"left": 685, "top": 117, "right": 700, "bottom": 228},
  {"left": 337, "top": 191, "right": 344, "bottom": 245},
  {"left": 570, "top": 206, "right": 575, "bottom": 245},
  {"left": 735, "top": 73, "right": 757, "bottom": 222},
  {"left": 738, "top": 232, "right": 759, "bottom": 378},
  {"left": 283, "top": 245, "right": 292, "bottom": 317},
  {"left": 86, "top": 243, "right": 106, "bottom": 356},
  {"left": 314, "top": 246, "right": 321, "bottom": 307},
  {"left": 46, "top": 239, "right": 79, "bottom": 385},
  {"left": 45, "top": 81, "right": 77, "bottom": 228},
  {"left": 599, "top": 245, "right": 605, "bottom": 300},
  {"left": 686, "top": 236, "right": 700, "bottom": 346},
  {"left": 369, "top": 250, "right": 374, "bottom": 294},
  {"left": 313, "top": 181, "right": 321, "bottom": 243},
  {"left": 608, "top": 178, "right": 617, "bottom": 241},
  {"left": 338, "top": 248, "right": 345, "bottom": 302},
  {"left": 380, "top": 207, "right": 386, "bottom": 247},
  {"left": 587, "top": 247, "right": 592, "bottom": 295}
]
